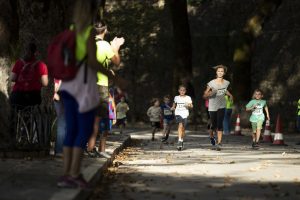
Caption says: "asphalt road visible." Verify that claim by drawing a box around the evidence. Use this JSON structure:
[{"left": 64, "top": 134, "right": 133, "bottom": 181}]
[{"left": 89, "top": 129, "right": 300, "bottom": 200}]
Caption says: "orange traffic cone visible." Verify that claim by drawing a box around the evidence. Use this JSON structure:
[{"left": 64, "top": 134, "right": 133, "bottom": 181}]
[
  {"left": 272, "top": 114, "right": 287, "bottom": 146},
  {"left": 262, "top": 120, "right": 272, "bottom": 143},
  {"left": 233, "top": 114, "right": 243, "bottom": 136}
]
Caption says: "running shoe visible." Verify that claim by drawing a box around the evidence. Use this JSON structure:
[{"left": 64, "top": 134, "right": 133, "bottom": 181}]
[
  {"left": 210, "top": 137, "right": 216, "bottom": 146},
  {"left": 161, "top": 136, "right": 168, "bottom": 143},
  {"left": 99, "top": 151, "right": 111, "bottom": 159},
  {"left": 177, "top": 141, "right": 183, "bottom": 151},
  {"left": 216, "top": 144, "right": 221, "bottom": 151},
  {"left": 69, "top": 174, "right": 91, "bottom": 190},
  {"left": 57, "top": 176, "right": 76, "bottom": 188}
]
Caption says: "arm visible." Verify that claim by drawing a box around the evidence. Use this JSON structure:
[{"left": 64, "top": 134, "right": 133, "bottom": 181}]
[
  {"left": 264, "top": 106, "right": 270, "bottom": 120},
  {"left": 245, "top": 101, "right": 255, "bottom": 112},
  {"left": 110, "top": 37, "right": 125, "bottom": 66},
  {"left": 147, "top": 107, "right": 152, "bottom": 117},
  {"left": 226, "top": 90, "right": 234, "bottom": 102},
  {"left": 203, "top": 86, "right": 212, "bottom": 99},
  {"left": 41, "top": 75, "right": 48, "bottom": 87},
  {"left": 171, "top": 102, "right": 176, "bottom": 111}
]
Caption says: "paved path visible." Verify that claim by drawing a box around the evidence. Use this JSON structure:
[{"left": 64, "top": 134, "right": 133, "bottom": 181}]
[
  {"left": 90, "top": 129, "right": 300, "bottom": 200},
  {"left": 0, "top": 132, "right": 131, "bottom": 200}
]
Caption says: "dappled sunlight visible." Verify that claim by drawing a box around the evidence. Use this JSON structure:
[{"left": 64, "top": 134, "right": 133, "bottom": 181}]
[
  {"left": 244, "top": 15, "right": 263, "bottom": 37},
  {"left": 233, "top": 44, "right": 251, "bottom": 62}
]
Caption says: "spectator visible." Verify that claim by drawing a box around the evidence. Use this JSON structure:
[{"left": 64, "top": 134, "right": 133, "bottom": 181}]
[
  {"left": 56, "top": 0, "right": 123, "bottom": 189},
  {"left": 9, "top": 42, "right": 48, "bottom": 109}
]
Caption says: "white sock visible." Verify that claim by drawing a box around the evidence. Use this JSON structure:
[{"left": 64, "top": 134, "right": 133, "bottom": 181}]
[{"left": 178, "top": 138, "right": 183, "bottom": 142}]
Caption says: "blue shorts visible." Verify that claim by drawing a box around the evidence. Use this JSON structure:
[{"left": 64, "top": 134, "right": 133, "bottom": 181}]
[
  {"left": 175, "top": 115, "right": 188, "bottom": 127},
  {"left": 99, "top": 118, "right": 112, "bottom": 133}
]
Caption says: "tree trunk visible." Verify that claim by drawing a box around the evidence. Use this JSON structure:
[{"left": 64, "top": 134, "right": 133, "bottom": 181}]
[{"left": 165, "top": 0, "right": 193, "bottom": 94}]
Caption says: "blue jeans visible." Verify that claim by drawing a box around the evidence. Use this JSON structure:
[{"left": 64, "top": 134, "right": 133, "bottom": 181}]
[
  {"left": 223, "top": 108, "right": 232, "bottom": 134},
  {"left": 61, "top": 91, "right": 96, "bottom": 149},
  {"left": 54, "top": 101, "right": 66, "bottom": 154}
]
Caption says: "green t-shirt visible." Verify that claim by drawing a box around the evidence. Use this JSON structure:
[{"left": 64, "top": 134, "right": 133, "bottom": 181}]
[
  {"left": 246, "top": 99, "right": 267, "bottom": 122},
  {"left": 225, "top": 95, "right": 233, "bottom": 109},
  {"left": 298, "top": 99, "right": 300, "bottom": 115},
  {"left": 96, "top": 39, "right": 115, "bottom": 86}
]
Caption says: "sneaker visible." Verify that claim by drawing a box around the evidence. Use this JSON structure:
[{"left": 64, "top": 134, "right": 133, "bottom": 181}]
[
  {"left": 161, "top": 136, "right": 168, "bottom": 143},
  {"left": 85, "top": 148, "right": 100, "bottom": 158},
  {"left": 252, "top": 142, "right": 259, "bottom": 148},
  {"left": 57, "top": 176, "right": 76, "bottom": 188},
  {"left": 216, "top": 144, "right": 221, "bottom": 151},
  {"left": 177, "top": 141, "right": 183, "bottom": 151},
  {"left": 69, "top": 174, "right": 90, "bottom": 190},
  {"left": 210, "top": 137, "right": 216, "bottom": 146},
  {"left": 151, "top": 137, "right": 155, "bottom": 141},
  {"left": 99, "top": 151, "right": 111, "bottom": 159}
]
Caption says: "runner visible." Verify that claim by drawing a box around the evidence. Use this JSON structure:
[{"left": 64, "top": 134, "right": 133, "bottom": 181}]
[
  {"left": 246, "top": 89, "right": 270, "bottom": 148},
  {"left": 147, "top": 98, "right": 162, "bottom": 141},
  {"left": 172, "top": 85, "right": 193, "bottom": 151},
  {"left": 161, "top": 95, "right": 174, "bottom": 143},
  {"left": 203, "top": 65, "right": 233, "bottom": 150}
]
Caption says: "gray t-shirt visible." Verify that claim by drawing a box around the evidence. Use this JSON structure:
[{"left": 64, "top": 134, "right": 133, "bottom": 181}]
[{"left": 207, "top": 79, "right": 230, "bottom": 111}]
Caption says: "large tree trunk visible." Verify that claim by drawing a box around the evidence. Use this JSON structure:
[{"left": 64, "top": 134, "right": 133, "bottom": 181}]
[{"left": 166, "top": 0, "right": 193, "bottom": 94}]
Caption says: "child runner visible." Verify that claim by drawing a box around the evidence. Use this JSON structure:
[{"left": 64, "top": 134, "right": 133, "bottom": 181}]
[
  {"left": 116, "top": 96, "right": 129, "bottom": 134},
  {"left": 203, "top": 65, "right": 233, "bottom": 150},
  {"left": 172, "top": 85, "right": 193, "bottom": 151},
  {"left": 161, "top": 95, "right": 174, "bottom": 143},
  {"left": 246, "top": 89, "right": 270, "bottom": 148},
  {"left": 147, "top": 98, "right": 161, "bottom": 141}
]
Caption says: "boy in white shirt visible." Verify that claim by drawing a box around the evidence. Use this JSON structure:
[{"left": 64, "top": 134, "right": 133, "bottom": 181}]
[{"left": 172, "top": 85, "right": 193, "bottom": 150}]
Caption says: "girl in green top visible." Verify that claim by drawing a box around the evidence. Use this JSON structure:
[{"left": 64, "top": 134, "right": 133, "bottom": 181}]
[{"left": 246, "top": 89, "right": 270, "bottom": 148}]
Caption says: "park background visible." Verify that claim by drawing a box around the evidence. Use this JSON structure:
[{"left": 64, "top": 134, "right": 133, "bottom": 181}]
[{"left": 0, "top": 0, "right": 299, "bottom": 147}]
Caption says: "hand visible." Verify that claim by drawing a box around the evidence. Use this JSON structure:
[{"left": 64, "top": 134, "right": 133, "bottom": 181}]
[
  {"left": 54, "top": 93, "right": 60, "bottom": 101},
  {"left": 210, "top": 89, "right": 217, "bottom": 96},
  {"left": 113, "top": 120, "right": 117, "bottom": 125},
  {"left": 110, "top": 37, "right": 125, "bottom": 50}
]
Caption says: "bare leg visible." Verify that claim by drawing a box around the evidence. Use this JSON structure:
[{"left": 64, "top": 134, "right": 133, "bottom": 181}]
[
  {"left": 178, "top": 123, "right": 183, "bottom": 140},
  {"left": 87, "top": 116, "right": 100, "bottom": 151},
  {"left": 217, "top": 130, "right": 223, "bottom": 144},
  {"left": 100, "top": 131, "right": 108, "bottom": 152},
  {"left": 252, "top": 132, "right": 256, "bottom": 142},
  {"left": 256, "top": 129, "right": 261, "bottom": 143},
  {"left": 70, "top": 147, "right": 83, "bottom": 177},
  {"left": 63, "top": 146, "right": 72, "bottom": 176}
]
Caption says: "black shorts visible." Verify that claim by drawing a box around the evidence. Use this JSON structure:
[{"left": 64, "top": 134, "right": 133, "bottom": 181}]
[
  {"left": 209, "top": 108, "right": 225, "bottom": 131},
  {"left": 116, "top": 118, "right": 126, "bottom": 126},
  {"left": 151, "top": 122, "right": 160, "bottom": 128},
  {"left": 10, "top": 90, "right": 41, "bottom": 109},
  {"left": 175, "top": 115, "right": 188, "bottom": 127}
]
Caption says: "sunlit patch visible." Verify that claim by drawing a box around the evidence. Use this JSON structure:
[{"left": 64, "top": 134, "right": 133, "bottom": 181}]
[{"left": 233, "top": 44, "right": 250, "bottom": 62}]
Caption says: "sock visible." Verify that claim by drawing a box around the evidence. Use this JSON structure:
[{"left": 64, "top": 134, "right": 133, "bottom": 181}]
[{"left": 178, "top": 138, "right": 183, "bottom": 142}]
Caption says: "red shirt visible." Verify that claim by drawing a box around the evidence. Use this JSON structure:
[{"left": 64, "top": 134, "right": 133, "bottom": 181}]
[{"left": 12, "top": 58, "right": 48, "bottom": 92}]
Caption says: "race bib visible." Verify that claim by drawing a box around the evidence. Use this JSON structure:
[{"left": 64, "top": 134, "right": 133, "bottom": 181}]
[
  {"left": 216, "top": 88, "right": 226, "bottom": 96},
  {"left": 253, "top": 103, "right": 263, "bottom": 115},
  {"left": 164, "top": 109, "right": 173, "bottom": 116}
]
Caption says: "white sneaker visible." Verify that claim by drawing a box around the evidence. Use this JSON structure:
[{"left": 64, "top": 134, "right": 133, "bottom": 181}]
[{"left": 99, "top": 152, "right": 111, "bottom": 159}]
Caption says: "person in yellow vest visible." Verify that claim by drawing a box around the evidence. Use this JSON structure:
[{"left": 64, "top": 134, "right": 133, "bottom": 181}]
[
  {"left": 223, "top": 93, "right": 233, "bottom": 135},
  {"left": 297, "top": 98, "right": 300, "bottom": 133},
  {"left": 86, "top": 20, "right": 125, "bottom": 158}
]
